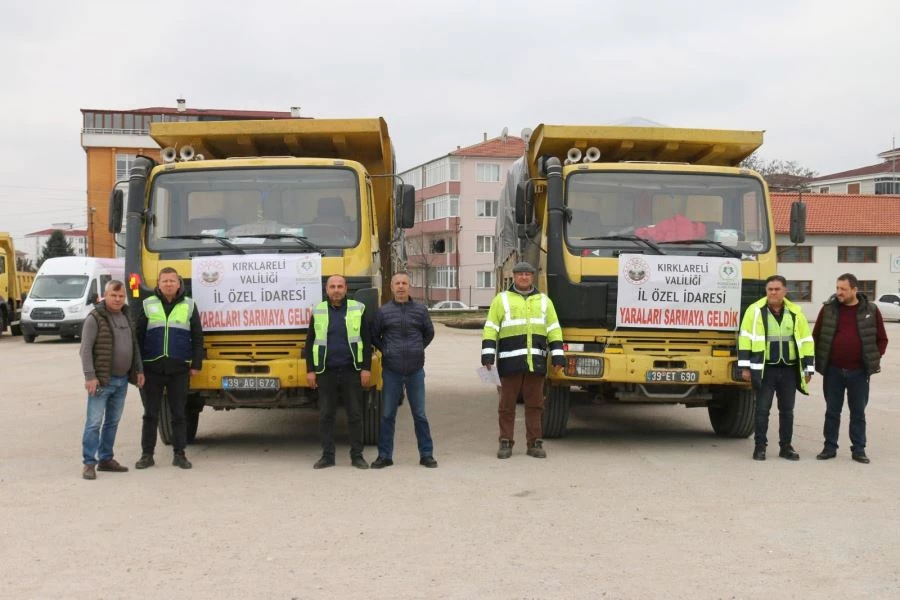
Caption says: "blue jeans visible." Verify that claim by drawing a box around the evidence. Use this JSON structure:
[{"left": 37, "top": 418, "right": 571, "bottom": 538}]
[
  {"left": 379, "top": 368, "right": 434, "bottom": 460},
  {"left": 82, "top": 375, "right": 129, "bottom": 465},
  {"left": 822, "top": 366, "right": 869, "bottom": 453}
]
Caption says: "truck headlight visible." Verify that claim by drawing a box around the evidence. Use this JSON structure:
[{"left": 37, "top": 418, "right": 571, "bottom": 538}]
[
  {"left": 566, "top": 356, "right": 603, "bottom": 377},
  {"left": 67, "top": 304, "right": 83, "bottom": 314}
]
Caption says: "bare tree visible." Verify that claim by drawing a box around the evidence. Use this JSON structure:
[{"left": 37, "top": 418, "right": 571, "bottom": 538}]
[
  {"left": 741, "top": 153, "right": 818, "bottom": 191},
  {"left": 404, "top": 235, "right": 442, "bottom": 305}
]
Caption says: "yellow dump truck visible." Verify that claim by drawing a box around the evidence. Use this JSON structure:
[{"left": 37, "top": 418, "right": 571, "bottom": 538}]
[
  {"left": 0, "top": 233, "right": 36, "bottom": 337},
  {"left": 108, "top": 118, "right": 414, "bottom": 444},
  {"left": 497, "top": 124, "right": 806, "bottom": 437}
]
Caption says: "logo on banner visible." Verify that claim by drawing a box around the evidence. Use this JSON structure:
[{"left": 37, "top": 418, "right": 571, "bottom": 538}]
[
  {"left": 198, "top": 260, "right": 224, "bottom": 287},
  {"left": 719, "top": 261, "right": 738, "bottom": 281},
  {"left": 623, "top": 256, "right": 650, "bottom": 285}
]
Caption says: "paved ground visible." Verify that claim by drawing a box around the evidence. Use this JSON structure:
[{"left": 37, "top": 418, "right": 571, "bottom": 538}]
[{"left": 1, "top": 323, "right": 899, "bottom": 599}]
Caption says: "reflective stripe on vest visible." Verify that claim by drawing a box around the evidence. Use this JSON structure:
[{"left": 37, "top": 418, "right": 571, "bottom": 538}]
[
  {"left": 143, "top": 296, "right": 194, "bottom": 362},
  {"left": 311, "top": 299, "right": 364, "bottom": 373}
]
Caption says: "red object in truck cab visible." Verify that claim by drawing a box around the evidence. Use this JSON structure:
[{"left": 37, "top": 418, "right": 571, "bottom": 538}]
[{"left": 635, "top": 214, "right": 706, "bottom": 242}]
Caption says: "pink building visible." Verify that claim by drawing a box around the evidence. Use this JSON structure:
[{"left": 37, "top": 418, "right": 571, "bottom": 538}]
[{"left": 399, "top": 133, "right": 525, "bottom": 307}]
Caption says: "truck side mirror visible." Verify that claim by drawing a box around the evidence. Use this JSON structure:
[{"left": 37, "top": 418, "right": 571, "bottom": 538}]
[
  {"left": 108, "top": 188, "right": 124, "bottom": 234},
  {"left": 514, "top": 182, "right": 533, "bottom": 225},
  {"left": 396, "top": 184, "right": 416, "bottom": 229},
  {"left": 789, "top": 201, "right": 806, "bottom": 244}
]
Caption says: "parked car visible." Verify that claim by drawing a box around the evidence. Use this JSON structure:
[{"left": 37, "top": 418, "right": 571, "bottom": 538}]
[
  {"left": 874, "top": 294, "right": 900, "bottom": 322},
  {"left": 430, "top": 300, "right": 470, "bottom": 311}
]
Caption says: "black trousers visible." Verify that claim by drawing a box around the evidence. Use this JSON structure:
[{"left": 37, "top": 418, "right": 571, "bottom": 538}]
[
  {"left": 142, "top": 368, "right": 189, "bottom": 454},
  {"left": 317, "top": 369, "right": 364, "bottom": 458},
  {"left": 754, "top": 365, "right": 798, "bottom": 448}
]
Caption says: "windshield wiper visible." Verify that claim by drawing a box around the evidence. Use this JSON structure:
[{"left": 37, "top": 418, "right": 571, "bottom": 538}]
[
  {"left": 579, "top": 235, "right": 666, "bottom": 255},
  {"left": 241, "top": 233, "right": 326, "bottom": 255},
  {"left": 659, "top": 239, "right": 743, "bottom": 258},
  {"left": 162, "top": 235, "right": 245, "bottom": 254}
]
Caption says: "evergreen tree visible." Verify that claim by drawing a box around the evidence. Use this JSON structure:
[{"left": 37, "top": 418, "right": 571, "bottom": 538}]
[{"left": 37, "top": 230, "right": 76, "bottom": 268}]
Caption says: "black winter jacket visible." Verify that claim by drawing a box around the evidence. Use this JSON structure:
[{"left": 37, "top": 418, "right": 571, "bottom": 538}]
[{"left": 371, "top": 299, "right": 434, "bottom": 375}]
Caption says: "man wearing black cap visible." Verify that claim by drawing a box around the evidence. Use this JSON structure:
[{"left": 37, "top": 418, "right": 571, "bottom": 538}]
[{"left": 481, "top": 261, "right": 565, "bottom": 459}]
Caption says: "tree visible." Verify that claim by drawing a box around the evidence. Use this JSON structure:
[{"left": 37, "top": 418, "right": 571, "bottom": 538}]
[
  {"left": 16, "top": 255, "right": 35, "bottom": 272},
  {"left": 740, "top": 153, "right": 818, "bottom": 191},
  {"left": 37, "top": 230, "right": 76, "bottom": 268}
]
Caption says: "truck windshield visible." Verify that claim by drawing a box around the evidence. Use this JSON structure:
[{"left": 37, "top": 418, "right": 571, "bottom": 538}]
[
  {"left": 29, "top": 275, "right": 89, "bottom": 300},
  {"left": 565, "top": 172, "right": 770, "bottom": 255},
  {"left": 146, "top": 167, "right": 362, "bottom": 252}
]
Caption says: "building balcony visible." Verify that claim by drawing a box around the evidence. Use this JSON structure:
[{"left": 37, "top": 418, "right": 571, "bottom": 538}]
[
  {"left": 406, "top": 253, "right": 459, "bottom": 267},
  {"left": 408, "top": 216, "right": 460, "bottom": 235}
]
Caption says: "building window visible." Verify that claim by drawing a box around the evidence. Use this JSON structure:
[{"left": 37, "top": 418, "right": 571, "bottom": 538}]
[
  {"left": 115, "top": 154, "right": 137, "bottom": 181},
  {"left": 430, "top": 238, "right": 446, "bottom": 254},
  {"left": 476, "top": 235, "right": 494, "bottom": 253},
  {"left": 847, "top": 182, "right": 861, "bottom": 194},
  {"left": 838, "top": 246, "right": 876, "bottom": 263},
  {"left": 477, "top": 271, "right": 495, "bottom": 288},
  {"left": 874, "top": 177, "right": 900, "bottom": 195},
  {"left": 428, "top": 266, "right": 457, "bottom": 289},
  {"left": 786, "top": 280, "right": 812, "bottom": 302},
  {"left": 423, "top": 195, "right": 459, "bottom": 221},
  {"left": 476, "top": 163, "right": 501, "bottom": 183},
  {"left": 424, "top": 158, "right": 460, "bottom": 187},
  {"left": 778, "top": 245, "right": 812, "bottom": 262},
  {"left": 400, "top": 168, "right": 423, "bottom": 190},
  {"left": 819, "top": 187, "right": 829, "bottom": 193},
  {"left": 858, "top": 280, "right": 877, "bottom": 299},
  {"left": 476, "top": 199, "right": 499, "bottom": 217}
]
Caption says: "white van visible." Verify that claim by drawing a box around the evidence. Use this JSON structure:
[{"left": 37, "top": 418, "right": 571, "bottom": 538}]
[{"left": 21, "top": 257, "right": 125, "bottom": 343}]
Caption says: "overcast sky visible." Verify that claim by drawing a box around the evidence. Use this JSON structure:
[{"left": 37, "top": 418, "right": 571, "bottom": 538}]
[{"left": 1, "top": 0, "right": 897, "bottom": 251}]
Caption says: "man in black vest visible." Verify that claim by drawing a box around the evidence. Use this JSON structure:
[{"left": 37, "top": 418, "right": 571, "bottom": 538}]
[
  {"left": 79, "top": 281, "right": 144, "bottom": 480},
  {"left": 812, "top": 273, "right": 889, "bottom": 464}
]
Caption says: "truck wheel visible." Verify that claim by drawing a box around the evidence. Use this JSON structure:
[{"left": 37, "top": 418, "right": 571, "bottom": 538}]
[
  {"left": 23, "top": 333, "right": 36, "bottom": 343},
  {"left": 708, "top": 388, "right": 755, "bottom": 438},
  {"left": 10, "top": 323, "right": 23, "bottom": 336},
  {"left": 186, "top": 410, "right": 200, "bottom": 444},
  {"left": 158, "top": 392, "right": 174, "bottom": 446},
  {"left": 361, "top": 389, "right": 383, "bottom": 446},
  {"left": 542, "top": 384, "right": 571, "bottom": 438},
  {"left": 0, "top": 311, "right": 6, "bottom": 335}
]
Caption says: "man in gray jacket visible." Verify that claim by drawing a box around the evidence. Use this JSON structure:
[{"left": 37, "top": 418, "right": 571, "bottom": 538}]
[
  {"left": 370, "top": 272, "right": 437, "bottom": 468},
  {"left": 79, "top": 280, "right": 144, "bottom": 480}
]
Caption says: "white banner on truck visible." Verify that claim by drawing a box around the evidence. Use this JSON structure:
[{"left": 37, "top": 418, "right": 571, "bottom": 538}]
[
  {"left": 616, "top": 254, "right": 742, "bottom": 331},
  {"left": 191, "top": 253, "right": 322, "bottom": 331}
]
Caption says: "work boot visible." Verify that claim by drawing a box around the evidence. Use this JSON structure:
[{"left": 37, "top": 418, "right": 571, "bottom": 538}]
[
  {"left": 351, "top": 455, "right": 369, "bottom": 470},
  {"left": 98, "top": 458, "right": 129, "bottom": 472},
  {"left": 172, "top": 453, "right": 192, "bottom": 469},
  {"left": 778, "top": 446, "right": 800, "bottom": 461},
  {"left": 752, "top": 445, "right": 766, "bottom": 461},
  {"left": 816, "top": 448, "right": 837, "bottom": 460},
  {"left": 419, "top": 456, "right": 438, "bottom": 468},
  {"left": 526, "top": 440, "right": 547, "bottom": 459},
  {"left": 371, "top": 457, "right": 394, "bottom": 469},
  {"left": 852, "top": 452, "right": 871, "bottom": 464},
  {"left": 135, "top": 454, "right": 155, "bottom": 469},
  {"left": 313, "top": 455, "right": 336, "bottom": 469},
  {"left": 497, "top": 439, "right": 513, "bottom": 459},
  {"left": 82, "top": 464, "right": 97, "bottom": 480}
]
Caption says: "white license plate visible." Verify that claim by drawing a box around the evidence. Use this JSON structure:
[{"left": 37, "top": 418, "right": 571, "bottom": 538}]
[
  {"left": 36, "top": 322, "right": 57, "bottom": 329},
  {"left": 645, "top": 370, "right": 699, "bottom": 383},
  {"left": 222, "top": 376, "right": 280, "bottom": 390}
]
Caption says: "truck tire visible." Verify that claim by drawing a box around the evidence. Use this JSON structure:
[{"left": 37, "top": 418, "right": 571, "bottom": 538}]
[
  {"left": 23, "top": 333, "right": 36, "bottom": 343},
  {"left": 0, "top": 310, "right": 6, "bottom": 335},
  {"left": 542, "top": 384, "right": 571, "bottom": 438},
  {"left": 708, "top": 388, "right": 755, "bottom": 438},
  {"left": 10, "top": 324, "right": 22, "bottom": 336},
  {"left": 158, "top": 392, "right": 174, "bottom": 446},
  {"left": 362, "top": 389, "right": 383, "bottom": 446},
  {"left": 186, "top": 410, "right": 200, "bottom": 444}
]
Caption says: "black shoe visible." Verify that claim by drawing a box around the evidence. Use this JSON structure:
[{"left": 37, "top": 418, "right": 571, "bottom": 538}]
[
  {"left": 172, "top": 454, "right": 192, "bottom": 469},
  {"left": 420, "top": 456, "right": 438, "bottom": 468},
  {"left": 497, "top": 439, "right": 513, "bottom": 459},
  {"left": 135, "top": 454, "right": 155, "bottom": 469},
  {"left": 313, "top": 456, "right": 335, "bottom": 469},
  {"left": 778, "top": 446, "right": 800, "bottom": 461},
  {"left": 371, "top": 457, "right": 394, "bottom": 469},
  {"left": 752, "top": 445, "right": 766, "bottom": 461},
  {"left": 526, "top": 440, "right": 547, "bottom": 459},
  {"left": 852, "top": 452, "right": 871, "bottom": 464},
  {"left": 351, "top": 455, "right": 369, "bottom": 470},
  {"left": 816, "top": 448, "right": 837, "bottom": 460}
]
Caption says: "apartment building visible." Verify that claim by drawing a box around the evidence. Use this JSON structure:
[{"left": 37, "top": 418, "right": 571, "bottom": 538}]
[
  {"left": 807, "top": 146, "right": 900, "bottom": 195},
  {"left": 80, "top": 99, "right": 295, "bottom": 257},
  {"left": 25, "top": 224, "right": 88, "bottom": 259},
  {"left": 399, "top": 133, "right": 526, "bottom": 307}
]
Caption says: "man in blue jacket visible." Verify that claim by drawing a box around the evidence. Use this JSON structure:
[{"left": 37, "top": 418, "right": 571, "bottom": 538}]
[{"left": 370, "top": 272, "right": 437, "bottom": 468}]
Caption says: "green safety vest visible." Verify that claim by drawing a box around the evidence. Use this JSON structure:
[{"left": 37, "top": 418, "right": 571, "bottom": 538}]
[
  {"left": 311, "top": 299, "right": 365, "bottom": 373},
  {"left": 142, "top": 296, "right": 195, "bottom": 363}
]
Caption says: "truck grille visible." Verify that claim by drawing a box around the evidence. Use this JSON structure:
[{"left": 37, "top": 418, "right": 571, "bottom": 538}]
[{"left": 30, "top": 307, "right": 65, "bottom": 320}]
